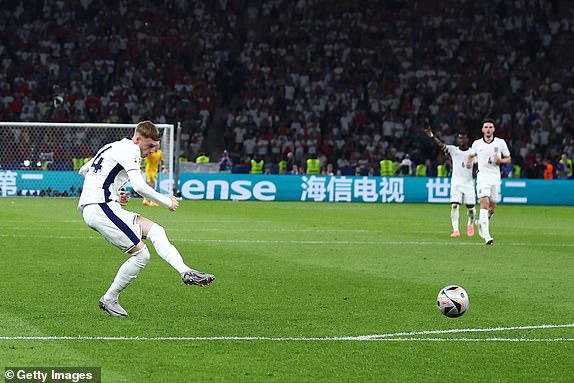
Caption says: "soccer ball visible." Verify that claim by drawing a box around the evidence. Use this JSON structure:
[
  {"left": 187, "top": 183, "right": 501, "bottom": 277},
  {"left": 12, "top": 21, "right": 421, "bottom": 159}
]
[{"left": 437, "top": 285, "right": 469, "bottom": 318}]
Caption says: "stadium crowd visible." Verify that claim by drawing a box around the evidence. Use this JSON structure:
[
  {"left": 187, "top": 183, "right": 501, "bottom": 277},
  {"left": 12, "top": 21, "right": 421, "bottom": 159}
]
[{"left": 1, "top": 0, "right": 573, "bottom": 178}]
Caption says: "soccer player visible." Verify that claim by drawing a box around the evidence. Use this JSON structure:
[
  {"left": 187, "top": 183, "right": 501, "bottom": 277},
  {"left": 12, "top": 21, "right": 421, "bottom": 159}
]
[
  {"left": 466, "top": 118, "right": 511, "bottom": 245},
  {"left": 425, "top": 127, "right": 476, "bottom": 237},
  {"left": 78, "top": 121, "right": 215, "bottom": 317},
  {"left": 142, "top": 148, "right": 167, "bottom": 206}
]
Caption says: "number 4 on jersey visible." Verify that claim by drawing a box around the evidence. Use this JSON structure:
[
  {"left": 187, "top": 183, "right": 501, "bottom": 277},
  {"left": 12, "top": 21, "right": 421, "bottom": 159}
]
[
  {"left": 91, "top": 146, "right": 111, "bottom": 173},
  {"left": 91, "top": 157, "right": 104, "bottom": 173}
]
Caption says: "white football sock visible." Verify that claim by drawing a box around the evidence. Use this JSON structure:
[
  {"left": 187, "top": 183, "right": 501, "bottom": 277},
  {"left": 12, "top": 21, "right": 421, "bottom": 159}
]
[
  {"left": 479, "top": 208, "right": 491, "bottom": 238},
  {"left": 104, "top": 245, "right": 150, "bottom": 301},
  {"left": 450, "top": 204, "right": 459, "bottom": 231},
  {"left": 147, "top": 224, "right": 190, "bottom": 274},
  {"left": 467, "top": 206, "right": 476, "bottom": 225}
]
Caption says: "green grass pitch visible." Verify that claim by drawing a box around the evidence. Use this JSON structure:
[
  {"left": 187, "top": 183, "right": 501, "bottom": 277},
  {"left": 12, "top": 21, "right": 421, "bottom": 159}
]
[{"left": 1, "top": 198, "right": 573, "bottom": 382}]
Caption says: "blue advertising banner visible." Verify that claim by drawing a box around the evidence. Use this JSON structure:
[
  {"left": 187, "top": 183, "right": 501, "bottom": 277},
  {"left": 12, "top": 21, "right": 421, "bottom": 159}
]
[
  {"left": 1, "top": 170, "right": 573, "bottom": 205},
  {"left": 0, "top": 170, "right": 171, "bottom": 197},
  {"left": 0, "top": 170, "right": 84, "bottom": 197},
  {"left": 176, "top": 173, "right": 574, "bottom": 206}
]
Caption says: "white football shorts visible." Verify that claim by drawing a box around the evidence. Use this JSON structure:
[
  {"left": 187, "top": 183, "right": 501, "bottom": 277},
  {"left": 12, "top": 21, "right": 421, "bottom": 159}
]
[
  {"left": 475, "top": 182, "right": 500, "bottom": 201},
  {"left": 82, "top": 202, "right": 142, "bottom": 253},
  {"left": 450, "top": 182, "right": 476, "bottom": 205}
]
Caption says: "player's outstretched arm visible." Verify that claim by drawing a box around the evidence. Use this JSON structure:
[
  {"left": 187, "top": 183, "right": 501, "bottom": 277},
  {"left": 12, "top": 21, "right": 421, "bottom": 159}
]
[
  {"left": 424, "top": 127, "right": 445, "bottom": 150},
  {"left": 127, "top": 169, "right": 174, "bottom": 209}
]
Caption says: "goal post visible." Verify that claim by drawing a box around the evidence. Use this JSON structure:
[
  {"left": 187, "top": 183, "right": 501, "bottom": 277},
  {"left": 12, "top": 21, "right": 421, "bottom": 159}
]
[{"left": 0, "top": 121, "right": 175, "bottom": 198}]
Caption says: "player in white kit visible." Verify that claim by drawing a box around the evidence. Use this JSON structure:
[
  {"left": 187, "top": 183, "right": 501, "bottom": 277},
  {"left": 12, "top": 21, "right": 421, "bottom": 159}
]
[
  {"left": 78, "top": 121, "right": 215, "bottom": 317},
  {"left": 466, "top": 118, "right": 511, "bottom": 245},
  {"left": 425, "top": 127, "right": 476, "bottom": 237}
]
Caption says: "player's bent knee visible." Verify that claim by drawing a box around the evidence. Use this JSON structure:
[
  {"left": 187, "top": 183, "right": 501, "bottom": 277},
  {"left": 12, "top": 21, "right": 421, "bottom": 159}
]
[
  {"left": 130, "top": 241, "right": 146, "bottom": 253},
  {"left": 147, "top": 223, "right": 167, "bottom": 243},
  {"left": 130, "top": 245, "right": 151, "bottom": 269}
]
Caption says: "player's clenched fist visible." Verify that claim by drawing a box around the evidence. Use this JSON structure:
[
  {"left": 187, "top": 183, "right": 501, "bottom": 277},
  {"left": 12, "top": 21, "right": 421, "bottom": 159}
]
[
  {"left": 118, "top": 190, "right": 130, "bottom": 206},
  {"left": 169, "top": 196, "right": 179, "bottom": 211}
]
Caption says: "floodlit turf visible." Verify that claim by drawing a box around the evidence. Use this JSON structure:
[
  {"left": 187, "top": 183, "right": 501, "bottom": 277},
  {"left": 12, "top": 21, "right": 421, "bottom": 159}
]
[{"left": 0, "top": 198, "right": 573, "bottom": 382}]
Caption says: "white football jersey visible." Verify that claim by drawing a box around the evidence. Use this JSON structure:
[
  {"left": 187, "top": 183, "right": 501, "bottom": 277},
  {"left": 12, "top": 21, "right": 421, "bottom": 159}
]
[
  {"left": 78, "top": 138, "right": 141, "bottom": 208},
  {"left": 469, "top": 137, "right": 510, "bottom": 185},
  {"left": 445, "top": 145, "right": 473, "bottom": 185}
]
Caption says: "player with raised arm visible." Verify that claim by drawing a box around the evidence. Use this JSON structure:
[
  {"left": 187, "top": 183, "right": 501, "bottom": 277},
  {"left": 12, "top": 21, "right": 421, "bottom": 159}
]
[
  {"left": 425, "top": 126, "right": 476, "bottom": 237},
  {"left": 78, "top": 120, "right": 214, "bottom": 317},
  {"left": 466, "top": 118, "right": 511, "bottom": 245}
]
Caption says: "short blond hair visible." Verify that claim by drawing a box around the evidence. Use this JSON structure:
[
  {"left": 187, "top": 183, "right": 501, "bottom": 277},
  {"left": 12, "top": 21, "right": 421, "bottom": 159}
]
[{"left": 135, "top": 120, "right": 161, "bottom": 141}]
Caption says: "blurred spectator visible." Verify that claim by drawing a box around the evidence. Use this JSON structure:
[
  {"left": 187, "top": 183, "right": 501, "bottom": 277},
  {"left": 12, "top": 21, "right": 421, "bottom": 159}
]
[
  {"left": 249, "top": 154, "right": 264, "bottom": 174},
  {"left": 500, "top": 162, "right": 515, "bottom": 178},
  {"left": 543, "top": 157, "right": 555, "bottom": 179},
  {"left": 306, "top": 154, "right": 321, "bottom": 175},
  {"left": 218, "top": 150, "right": 233, "bottom": 173},
  {"left": 556, "top": 153, "right": 573, "bottom": 179},
  {"left": 195, "top": 152, "right": 210, "bottom": 163},
  {"left": 2, "top": 0, "right": 574, "bottom": 176},
  {"left": 395, "top": 154, "right": 414, "bottom": 176},
  {"left": 528, "top": 153, "right": 545, "bottom": 179}
]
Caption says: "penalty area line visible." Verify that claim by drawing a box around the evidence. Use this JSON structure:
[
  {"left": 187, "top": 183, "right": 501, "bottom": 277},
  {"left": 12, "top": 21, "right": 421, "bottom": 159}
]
[
  {"left": 0, "top": 324, "right": 573, "bottom": 342},
  {"left": 2, "top": 233, "right": 574, "bottom": 247}
]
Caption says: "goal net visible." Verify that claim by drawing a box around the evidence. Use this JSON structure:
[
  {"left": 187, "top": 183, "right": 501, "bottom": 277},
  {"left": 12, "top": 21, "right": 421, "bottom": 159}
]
[{"left": 0, "top": 122, "right": 174, "bottom": 198}]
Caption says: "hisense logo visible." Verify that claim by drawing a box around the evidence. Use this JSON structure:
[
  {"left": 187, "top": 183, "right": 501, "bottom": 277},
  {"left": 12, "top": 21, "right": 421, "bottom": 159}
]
[{"left": 181, "top": 179, "right": 276, "bottom": 201}]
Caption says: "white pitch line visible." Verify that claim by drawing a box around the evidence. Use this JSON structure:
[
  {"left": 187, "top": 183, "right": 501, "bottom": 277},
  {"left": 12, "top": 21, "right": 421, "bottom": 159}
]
[
  {"left": 378, "top": 338, "right": 574, "bottom": 342},
  {"left": 0, "top": 234, "right": 574, "bottom": 247},
  {"left": 0, "top": 336, "right": 572, "bottom": 342},
  {"left": 0, "top": 324, "right": 572, "bottom": 342},
  {"left": 2, "top": 233, "right": 574, "bottom": 248},
  {"left": 1, "top": 233, "right": 574, "bottom": 247},
  {"left": 361, "top": 323, "right": 574, "bottom": 339}
]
